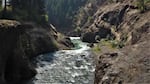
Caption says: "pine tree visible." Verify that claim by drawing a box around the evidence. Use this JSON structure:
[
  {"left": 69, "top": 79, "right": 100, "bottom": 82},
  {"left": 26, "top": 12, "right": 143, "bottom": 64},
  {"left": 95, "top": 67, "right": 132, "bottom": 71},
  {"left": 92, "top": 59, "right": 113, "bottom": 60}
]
[{"left": 11, "top": 0, "right": 47, "bottom": 23}]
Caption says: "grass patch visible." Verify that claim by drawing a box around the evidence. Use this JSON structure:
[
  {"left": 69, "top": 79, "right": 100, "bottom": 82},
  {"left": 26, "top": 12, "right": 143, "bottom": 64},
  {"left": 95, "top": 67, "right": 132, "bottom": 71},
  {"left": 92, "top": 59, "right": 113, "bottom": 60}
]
[
  {"left": 102, "top": 39, "right": 125, "bottom": 49},
  {"left": 136, "top": 0, "right": 150, "bottom": 12},
  {"left": 92, "top": 39, "right": 125, "bottom": 53},
  {"left": 92, "top": 43, "right": 101, "bottom": 53}
]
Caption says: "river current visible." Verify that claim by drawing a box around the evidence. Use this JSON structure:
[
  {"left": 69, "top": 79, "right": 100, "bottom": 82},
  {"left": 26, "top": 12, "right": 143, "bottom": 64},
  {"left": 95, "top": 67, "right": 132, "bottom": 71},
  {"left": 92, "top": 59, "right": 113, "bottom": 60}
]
[{"left": 27, "top": 37, "right": 95, "bottom": 84}]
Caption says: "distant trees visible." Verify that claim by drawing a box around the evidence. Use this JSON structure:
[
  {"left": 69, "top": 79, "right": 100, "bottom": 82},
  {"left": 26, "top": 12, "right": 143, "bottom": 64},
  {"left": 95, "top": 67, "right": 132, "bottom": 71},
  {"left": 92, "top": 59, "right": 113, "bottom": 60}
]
[
  {"left": 1, "top": 0, "right": 12, "bottom": 18},
  {"left": 0, "top": 0, "right": 47, "bottom": 23},
  {"left": 11, "top": 0, "right": 47, "bottom": 23},
  {"left": 46, "top": 0, "right": 87, "bottom": 28}
]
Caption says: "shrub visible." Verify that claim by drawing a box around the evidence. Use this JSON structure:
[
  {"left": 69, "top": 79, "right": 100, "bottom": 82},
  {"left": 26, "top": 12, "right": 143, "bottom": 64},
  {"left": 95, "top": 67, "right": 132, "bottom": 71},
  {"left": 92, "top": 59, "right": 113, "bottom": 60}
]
[
  {"left": 40, "top": 14, "right": 49, "bottom": 24},
  {"left": 136, "top": 0, "right": 150, "bottom": 12},
  {"left": 92, "top": 43, "right": 101, "bottom": 53},
  {"left": 75, "top": 27, "right": 81, "bottom": 33},
  {"left": 137, "top": 0, "right": 146, "bottom": 12}
]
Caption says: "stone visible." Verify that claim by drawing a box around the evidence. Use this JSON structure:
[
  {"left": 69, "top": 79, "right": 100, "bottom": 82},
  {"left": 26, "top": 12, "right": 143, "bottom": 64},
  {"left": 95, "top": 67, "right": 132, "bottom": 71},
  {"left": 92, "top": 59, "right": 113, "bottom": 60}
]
[{"left": 75, "top": 59, "right": 83, "bottom": 67}]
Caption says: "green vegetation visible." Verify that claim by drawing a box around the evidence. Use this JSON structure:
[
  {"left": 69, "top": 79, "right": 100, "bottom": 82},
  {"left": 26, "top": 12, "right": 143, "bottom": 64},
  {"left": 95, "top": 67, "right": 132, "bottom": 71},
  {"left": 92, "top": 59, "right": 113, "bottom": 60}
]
[
  {"left": 102, "top": 39, "right": 125, "bottom": 49},
  {"left": 137, "top": 0, "right": 150, "bottom": 12},
  {"left": 12, "top": 0, "right": 47, "bottom": 23},
  {"left": 0, "top": 0, "right": 96, "bottom": 26},
  {"left": 0, "top": 0, "right": 47, "bottom": 24},
  {"left": 87, "top": 16, "right": 93, "bottom": 23},
  {"left": 92, "top": 43, "right": 101, "bottom": 53},
  {"left": 92, "top": 38, "right": 126, "bottom": 53},
  {"left": 75, "top": 27, "right": 81, "bottom": 33},
  {"left": 46, "top": 0, "right": 87, "bottom": 28}
]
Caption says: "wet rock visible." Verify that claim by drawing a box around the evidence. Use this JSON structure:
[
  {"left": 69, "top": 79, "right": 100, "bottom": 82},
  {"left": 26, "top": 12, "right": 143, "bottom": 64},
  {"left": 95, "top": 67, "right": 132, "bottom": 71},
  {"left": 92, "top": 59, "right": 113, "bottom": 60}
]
[
  {"left": 59, "top": 37, "right": 75, "bottom": 48},
  {"left": 75, "top": 59, "right": 83, "bottom": 67},
  {"left": 87, "top": 43, "right": 94, "bottom": 47},
  {"left": 81, "top": 55, "right": 86, "bottom": 58}
]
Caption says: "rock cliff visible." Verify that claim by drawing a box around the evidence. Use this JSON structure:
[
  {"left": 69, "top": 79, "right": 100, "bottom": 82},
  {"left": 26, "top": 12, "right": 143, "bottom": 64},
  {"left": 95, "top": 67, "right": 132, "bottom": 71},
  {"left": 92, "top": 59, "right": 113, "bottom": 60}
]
[
  {"left": 74, "top": 0, "right": 150, "bottom": 83},
  {"left": 0, "top": 20, "right": 74, "bottom": 84}
]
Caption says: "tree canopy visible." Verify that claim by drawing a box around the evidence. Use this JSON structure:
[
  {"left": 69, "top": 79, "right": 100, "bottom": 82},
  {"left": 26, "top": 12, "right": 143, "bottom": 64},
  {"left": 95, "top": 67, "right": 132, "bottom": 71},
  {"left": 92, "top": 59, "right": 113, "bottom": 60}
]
[
  {"left": 46, "top": 0, "right": 87, "bottom": 28},
  {"left": 0, "top": 0, "right": 47, "bottom": 23}
]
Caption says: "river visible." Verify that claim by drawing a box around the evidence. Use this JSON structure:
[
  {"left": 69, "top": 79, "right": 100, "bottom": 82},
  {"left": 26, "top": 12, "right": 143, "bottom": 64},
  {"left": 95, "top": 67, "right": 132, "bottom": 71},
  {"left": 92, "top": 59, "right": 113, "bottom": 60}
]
[{"left": 27, "top": 37, "right": 95, "bottom": 84}]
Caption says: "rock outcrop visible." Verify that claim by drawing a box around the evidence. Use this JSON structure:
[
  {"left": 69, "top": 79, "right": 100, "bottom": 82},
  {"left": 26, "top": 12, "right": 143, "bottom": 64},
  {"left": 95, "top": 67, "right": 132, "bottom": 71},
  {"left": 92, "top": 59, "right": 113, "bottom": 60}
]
[
  {"left": 81, "top": 27, "right": 114, "bottom": 43},
  {"left": 94, "top": 39, "right": 150, "bottom": 84},
  {"left": 0, "top": 20, "right": 74, "bottom": 84},
  {"left": 75, "top": 0, "right": 150, "bottom": 83},
  {"left": 79, "top": 0, "right": 150, "bottom": 45},
  {"left": 91, "top": 0, "right": 150, "bottom": 84},
  {"left": 0, "top": 20, "right": 36, "bottom": 84}
]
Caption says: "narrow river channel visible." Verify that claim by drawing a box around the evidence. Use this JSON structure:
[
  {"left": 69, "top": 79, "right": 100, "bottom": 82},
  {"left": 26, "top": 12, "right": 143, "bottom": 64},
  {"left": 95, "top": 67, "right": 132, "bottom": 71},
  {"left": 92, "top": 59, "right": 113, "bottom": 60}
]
[{"left": 27, "top": 37, "right": 95, "bottom": 84}]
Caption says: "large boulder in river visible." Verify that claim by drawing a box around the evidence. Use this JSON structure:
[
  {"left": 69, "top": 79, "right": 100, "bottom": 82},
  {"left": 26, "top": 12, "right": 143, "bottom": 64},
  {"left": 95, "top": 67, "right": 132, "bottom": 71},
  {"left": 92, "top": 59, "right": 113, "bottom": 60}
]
[{"left": 58, "top": 37, "right": 75, "bottom": 49}]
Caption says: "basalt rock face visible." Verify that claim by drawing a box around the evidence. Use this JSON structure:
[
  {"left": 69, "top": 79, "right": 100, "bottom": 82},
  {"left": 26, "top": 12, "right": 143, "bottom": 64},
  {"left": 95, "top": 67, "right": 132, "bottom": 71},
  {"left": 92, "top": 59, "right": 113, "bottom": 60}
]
[
  {"left": 81, "top": 27, "right": 114, "bottom": 43},
  {"left": 94, "top": 39, "right": 150, "bottom": 84},
  {"left": 76, "top": 0, "right": 150, "bottom": 83},
  {"left": 80, "top": 0, "right": 150, "bottom": 44},
  {"left": 0, "top": 20, "right": 74, "bottom": 84},
  {"left": 58, "top": 37, "right": 75, "bottom": 49},
  {"left": 0, "top": 20, "right": 36, "bottom": 84}
]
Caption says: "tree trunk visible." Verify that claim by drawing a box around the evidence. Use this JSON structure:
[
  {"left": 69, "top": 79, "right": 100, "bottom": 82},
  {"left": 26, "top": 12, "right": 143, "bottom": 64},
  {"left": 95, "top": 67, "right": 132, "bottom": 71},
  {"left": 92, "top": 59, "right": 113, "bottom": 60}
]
[
  {"left": 4, "top": 0, "right": 6, "bottom": 11},
  {"left": 2, "top": 0, "right": 7, "bottom": 19}
]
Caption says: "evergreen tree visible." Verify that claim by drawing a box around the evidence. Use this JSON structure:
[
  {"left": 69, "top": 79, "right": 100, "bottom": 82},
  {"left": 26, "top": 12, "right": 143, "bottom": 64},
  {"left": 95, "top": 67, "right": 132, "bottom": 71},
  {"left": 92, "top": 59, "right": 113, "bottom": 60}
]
[
  {"left": 46, "top": 0, "right": 87, "bottom": 28},
  {"left": 11, "top": 0, "right": 47, "bottom": 23}
]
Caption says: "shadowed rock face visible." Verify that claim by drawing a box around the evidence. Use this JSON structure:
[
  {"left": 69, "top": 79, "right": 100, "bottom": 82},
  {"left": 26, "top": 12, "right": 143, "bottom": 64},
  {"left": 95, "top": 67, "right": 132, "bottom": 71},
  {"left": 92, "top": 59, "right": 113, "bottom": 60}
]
[
  {"left": 0, "top": 20, "right": 74, "bottom": 84},
  {"left": 101, "top": 5, "right": 129, "bottom": 26},
  {"left": 81, "top": 27, "right": 114, "bottom": 43},
  {"left": 0, "top": 20, "right": 37, "bottom": 84}
]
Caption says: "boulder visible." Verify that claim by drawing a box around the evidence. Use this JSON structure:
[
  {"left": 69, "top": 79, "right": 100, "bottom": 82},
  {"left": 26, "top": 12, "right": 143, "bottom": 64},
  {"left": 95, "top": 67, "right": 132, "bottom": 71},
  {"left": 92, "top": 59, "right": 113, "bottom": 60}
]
[
  {"left": 81, "top": 27, "right": 114, "bottom": 43},
  {"left": 81, "top": 31, "right": 96, "bottom": 43},
  {"left": 59, "top": 37, "right": 74, "bottom": 48},
  {"left": 87, "top": 43, "right": 94, "bottom": 47}
]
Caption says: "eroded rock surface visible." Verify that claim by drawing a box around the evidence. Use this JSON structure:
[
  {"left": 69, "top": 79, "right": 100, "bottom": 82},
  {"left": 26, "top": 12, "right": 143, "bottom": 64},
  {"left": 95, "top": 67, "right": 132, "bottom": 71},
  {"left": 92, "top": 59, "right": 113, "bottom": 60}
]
[{"left": 74, "top": 0, "right": 150, "bottom": 83}]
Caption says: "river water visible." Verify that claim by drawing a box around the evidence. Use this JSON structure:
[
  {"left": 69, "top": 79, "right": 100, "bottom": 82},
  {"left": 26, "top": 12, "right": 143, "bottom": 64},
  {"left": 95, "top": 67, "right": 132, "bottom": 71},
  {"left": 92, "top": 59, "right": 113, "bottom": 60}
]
[{"left": 27, "top": 37, "right": 95, "bottom": 84}]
